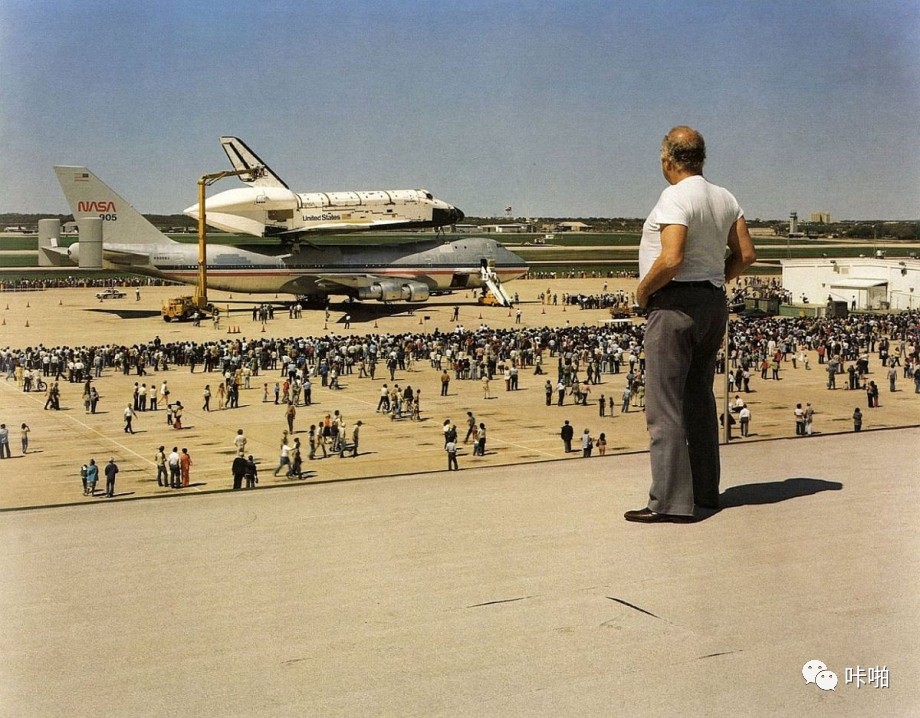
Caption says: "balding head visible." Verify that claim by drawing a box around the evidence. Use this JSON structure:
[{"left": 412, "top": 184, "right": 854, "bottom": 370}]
[{"left": 661, "top": 126, "right": 706, "bottom": 174}]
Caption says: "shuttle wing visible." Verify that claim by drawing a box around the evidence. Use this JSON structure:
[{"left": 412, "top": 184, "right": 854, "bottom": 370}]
[{"left": 271, "top": 218, "right": 411, "bottom": 238}]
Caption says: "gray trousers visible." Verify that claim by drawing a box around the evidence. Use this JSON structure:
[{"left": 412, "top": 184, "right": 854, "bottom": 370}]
[{"left": 644, "top": 284, "right": 727, "bottom": 515}]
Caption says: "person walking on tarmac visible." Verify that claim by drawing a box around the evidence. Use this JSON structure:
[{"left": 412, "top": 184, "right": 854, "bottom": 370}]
[{"left": 560, "top": 420, "right": 574, "bottom": 453}]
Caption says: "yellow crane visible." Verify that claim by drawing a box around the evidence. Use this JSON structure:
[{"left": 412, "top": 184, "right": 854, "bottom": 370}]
[{"left": 162, "top": 166, "right": 263, "bottom": 322}]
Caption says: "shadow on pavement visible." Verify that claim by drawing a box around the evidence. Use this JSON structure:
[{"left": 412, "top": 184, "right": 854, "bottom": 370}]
[{"left": 720, "top": 477, "right": 843, "bottom": 508}]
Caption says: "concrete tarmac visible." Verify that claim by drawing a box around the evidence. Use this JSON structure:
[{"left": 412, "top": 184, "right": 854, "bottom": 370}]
[{"left": 1, "top": 427, "right": 917, "bottom": 716}]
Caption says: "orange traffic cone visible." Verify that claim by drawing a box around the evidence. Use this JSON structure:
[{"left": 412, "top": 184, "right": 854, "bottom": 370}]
[
  {"left": 1, "top": 316, "right": 5, "bottom": 325},
  {"left": 25, "top": 319, "right": 29, "bottom": 327},
  {"left": 374, "top": 320, "right": 378, "bottom": 328},
  {"left": 419, "top": 315, "right": 423, "bottom": 325}
]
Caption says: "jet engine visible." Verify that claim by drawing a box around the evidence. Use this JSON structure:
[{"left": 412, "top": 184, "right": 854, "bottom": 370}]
[{"left": 356, "top": 279, "right": 430, "bottom": 302}]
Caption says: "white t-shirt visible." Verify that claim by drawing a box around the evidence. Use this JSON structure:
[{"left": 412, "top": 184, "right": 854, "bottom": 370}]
[{"left": 639, "top": 175, "right": 742, "bottom": 285}]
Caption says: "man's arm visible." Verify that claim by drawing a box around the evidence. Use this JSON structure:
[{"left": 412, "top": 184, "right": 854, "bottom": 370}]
[
  {"left": 636, "top": 224, "right": 687, "bottom": 308},
  {"left": 725, "top": 216, "right": 757, "bottom": 282}
]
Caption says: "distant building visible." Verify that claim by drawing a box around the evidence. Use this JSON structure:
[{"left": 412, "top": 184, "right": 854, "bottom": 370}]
[
  {"left": 810, "top": 212, "right": 831, "bottom": 224},
  {"left": 478, "top": 223, "right": 535, "bottom": 233},
  {"left": 782, "top": 257, "right": 920, "bottom": 311},
  {"left": 555, "top": 221, "right": 591, "bottom": 232}
]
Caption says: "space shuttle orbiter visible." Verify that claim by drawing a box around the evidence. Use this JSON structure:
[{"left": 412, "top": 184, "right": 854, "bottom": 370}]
[{"left": 183, "top": 136, "right": 464, "bottom": 240}]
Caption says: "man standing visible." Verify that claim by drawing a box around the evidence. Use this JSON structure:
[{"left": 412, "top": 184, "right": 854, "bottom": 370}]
[
  {"left": 826, "top": 358, "right": 837, "bottom": 389},
  {"left": 625, "top": 126, "right": 756, "bottom": 524},
  {"left": 475, "top": 423, "right": 487, "bottom": 457},
  {"left": 804, "top": 403, "right": 815, "bottom": 436},
  {"left": 739, "top": 404, "right": 751, "bottom": 437},
  {"left": 231, "top": 451, "right": 248, "bottom": 490},
  {"left": 285, "top": 402, "right": 296, "bottom": 434},
  {"left": 560, "top": 420, "right": 574, "bottom": 453},
  {"left": 446, "top": 437, "right": 459, "bottom": 471},
  {"left": 581, "top": 428, "right": 593, "bottom": 458},
  {"left": 350, "top": 421, "right": 362, "bottom": 457},
  {"left": 440, "top": 370, "right": 450, "bottom": 396},
  {"left": 154, "top": 445, "right": 168, "bottom": 487},
  {"left": 794, "top": 403, "right": 806, "bottom": 436},
  {"left": 245, "top": 455, "right": 258, "bottom": 488},
  {"left": 168, "top": 446, "right": 181, "bottom": 488},
  {"left": 0, "top": 424, "right": 10, "bottom": 459},
  {"left": 233, "top": 429, "right": 247, "bottom": 455},
  {"left": 104, "top": 457, "right": 119, "bottom": 497}
]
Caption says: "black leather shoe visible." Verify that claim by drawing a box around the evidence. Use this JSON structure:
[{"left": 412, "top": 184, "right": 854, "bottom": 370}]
[{"left": 624, "top": 507, "right": 695, "bottom": 524}]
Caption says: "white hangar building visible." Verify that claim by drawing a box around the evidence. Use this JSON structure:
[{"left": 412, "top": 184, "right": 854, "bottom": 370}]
[{"left": 781, "top": 258, "right": 920, "bottom": 311}]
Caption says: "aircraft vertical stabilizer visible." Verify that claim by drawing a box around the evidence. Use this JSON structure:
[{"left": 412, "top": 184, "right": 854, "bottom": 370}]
[
  {"left": 53, "top": 166, "right": 173, "bottom": 246},
  {"left": 219, "top": 136, "right": 289, "bottom": 189}
]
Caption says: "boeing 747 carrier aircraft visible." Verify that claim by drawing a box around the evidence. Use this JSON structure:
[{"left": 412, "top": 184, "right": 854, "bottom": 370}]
[
  {"left": 52, "top": 166, "right": 526, "bottom": 305},
  {"left": 183, "top": 136, "right": 464, "bottom": 239}
]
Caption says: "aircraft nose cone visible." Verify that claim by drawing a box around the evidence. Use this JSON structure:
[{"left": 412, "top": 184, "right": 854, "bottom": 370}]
[{"left": 433, "top": 206, "right": 463, "bottom": 227}]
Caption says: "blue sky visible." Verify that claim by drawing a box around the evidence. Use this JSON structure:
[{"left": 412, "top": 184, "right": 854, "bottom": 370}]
[{"left": 1, "top": 0, "right": 917, "bottom": 220}]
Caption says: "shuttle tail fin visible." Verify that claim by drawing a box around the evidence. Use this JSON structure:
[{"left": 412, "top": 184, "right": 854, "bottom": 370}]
[
  {"left": 53, "top": 166, "right": 173, "bottom": 245},
  {"left": 219, "top": 136, "right": 289, "bottom": 189}
]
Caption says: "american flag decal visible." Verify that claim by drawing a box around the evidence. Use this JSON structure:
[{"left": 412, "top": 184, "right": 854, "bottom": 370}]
[{"left": 74, "top": 172, "right": 89, "bottom": 181}]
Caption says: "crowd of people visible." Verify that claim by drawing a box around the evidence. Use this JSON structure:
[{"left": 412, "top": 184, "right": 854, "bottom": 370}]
[
  {"left": 0, "top": 277, "right": 174, "bottom": 292},
  {"left": 2, "top": 303, "right": 918, "bottom": 496}
]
